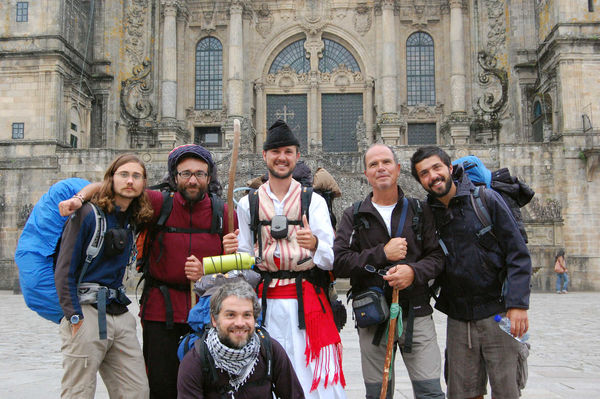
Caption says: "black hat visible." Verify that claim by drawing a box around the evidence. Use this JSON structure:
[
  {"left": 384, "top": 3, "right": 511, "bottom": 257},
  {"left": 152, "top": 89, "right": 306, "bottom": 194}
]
[{"left": 263, "top": 120, "right": 300, "bottom": 151}]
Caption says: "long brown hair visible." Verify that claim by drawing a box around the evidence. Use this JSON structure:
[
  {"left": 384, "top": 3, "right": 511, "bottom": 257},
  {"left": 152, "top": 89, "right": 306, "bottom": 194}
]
[{"left": 91, "top": 153, "right": 154, "bottom": 226}]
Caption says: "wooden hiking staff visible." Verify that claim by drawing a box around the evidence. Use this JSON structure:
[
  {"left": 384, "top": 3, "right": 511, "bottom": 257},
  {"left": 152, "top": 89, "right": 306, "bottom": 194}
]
[
  {"left": 228, "top": 119, "right": 241, "bottom": 233},
  {"left": 380, "top": 287, "right": 400, "bottom": 399}
]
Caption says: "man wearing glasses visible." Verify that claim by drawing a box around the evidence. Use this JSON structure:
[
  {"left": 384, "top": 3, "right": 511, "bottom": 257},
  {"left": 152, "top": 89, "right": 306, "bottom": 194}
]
[
  {"left": 60, "top": 144, "right": 237, "bottom": 399},
  {"left": 333, "top": 144, "right": 445, "bottom": 399}
]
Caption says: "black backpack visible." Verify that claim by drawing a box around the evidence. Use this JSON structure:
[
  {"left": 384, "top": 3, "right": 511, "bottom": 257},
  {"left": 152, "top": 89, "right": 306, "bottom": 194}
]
[{"left": 194, "top": 326, "right": 275, "bottom": 398}]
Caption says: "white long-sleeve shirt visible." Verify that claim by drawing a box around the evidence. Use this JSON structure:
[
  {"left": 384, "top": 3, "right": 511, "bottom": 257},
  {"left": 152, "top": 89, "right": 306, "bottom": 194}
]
[{"left": 236, "top": 183, "right": 335, "bottom": 270}]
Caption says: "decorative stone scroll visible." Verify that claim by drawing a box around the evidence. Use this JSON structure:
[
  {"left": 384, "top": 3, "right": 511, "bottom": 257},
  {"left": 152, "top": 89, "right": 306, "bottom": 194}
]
[
  {"left": 120, "top": 60, "right": 154, "bottom": 122},
  {"left": 475, "top": 51, "right": 508, "bottom": 120}
]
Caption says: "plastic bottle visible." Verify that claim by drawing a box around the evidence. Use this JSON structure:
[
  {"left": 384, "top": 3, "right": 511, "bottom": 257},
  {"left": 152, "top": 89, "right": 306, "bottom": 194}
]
[{"left": 494, "top": 314, "right": 529, "bottom": 343}]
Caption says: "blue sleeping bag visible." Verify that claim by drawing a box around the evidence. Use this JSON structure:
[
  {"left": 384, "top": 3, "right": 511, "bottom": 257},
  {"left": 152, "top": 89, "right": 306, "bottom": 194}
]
[
  {"left": 15, "top": 178, "right": 90, "bottom": 323},
  {"left": 452, "top": 155, "right": 492, "bottom": 188}
]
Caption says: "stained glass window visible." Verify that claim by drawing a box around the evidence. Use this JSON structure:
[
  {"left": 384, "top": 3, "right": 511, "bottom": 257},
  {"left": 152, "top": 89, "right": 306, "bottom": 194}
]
[
  {"left": 318, "top": 39, "right": 360, "bottom": 73},
  {"left": 195, "top": 37, "right": 223, "bottom": 110},
  {"left": 407, "top": 32, "right": 435, "bottom": 106},
  {"left": 269, "top": 40, "right": 310, "bottom": 74}
]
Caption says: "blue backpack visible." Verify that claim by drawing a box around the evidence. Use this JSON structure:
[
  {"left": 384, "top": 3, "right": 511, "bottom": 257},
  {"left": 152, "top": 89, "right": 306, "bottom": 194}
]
[
  {"left": 452, "top": 155, "right": 492, "bottom": 188},
  {"left": 14, "top": 178, "right": 108, "bottom": 324}
]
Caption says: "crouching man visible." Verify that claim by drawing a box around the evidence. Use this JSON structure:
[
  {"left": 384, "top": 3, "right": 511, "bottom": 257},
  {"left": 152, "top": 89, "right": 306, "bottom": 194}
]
[{"left": 177, "top": 280, "right": 305, "bottom": 398}]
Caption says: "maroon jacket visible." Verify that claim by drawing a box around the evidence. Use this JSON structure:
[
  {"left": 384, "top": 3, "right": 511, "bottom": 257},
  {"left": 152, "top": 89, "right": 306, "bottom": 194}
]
[
  {"left": 177, "top": 336, "right": 305, "bottom": 398},
  {"left": 140, "top": 190, "right": 236, "bottom": 323}
]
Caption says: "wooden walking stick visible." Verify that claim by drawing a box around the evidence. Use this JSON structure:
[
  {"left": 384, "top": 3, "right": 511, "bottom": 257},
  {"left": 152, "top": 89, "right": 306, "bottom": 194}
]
[
  {"left": 228, "top": 119, "right": 241, "bottom": 233},
  {"left": 380, "top": 287, "right": 400, "bottom": 399}
]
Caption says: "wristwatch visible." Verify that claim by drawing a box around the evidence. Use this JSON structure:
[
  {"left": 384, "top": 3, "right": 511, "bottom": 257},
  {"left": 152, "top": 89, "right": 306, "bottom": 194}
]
[{"left": 70, "top": 314, "right": 81, "bottom": 324}]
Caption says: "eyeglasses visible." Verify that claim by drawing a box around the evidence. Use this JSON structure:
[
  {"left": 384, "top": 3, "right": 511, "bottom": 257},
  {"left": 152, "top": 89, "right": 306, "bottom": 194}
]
[
  {"left": 178, "top": 170, "right": 208, "bottom": 180},
  {"left": 364, "top": 264, "right": 389, "bottom": 277},
  {"left": 115, "top": 171, "right": 144, "bottom": 181}
]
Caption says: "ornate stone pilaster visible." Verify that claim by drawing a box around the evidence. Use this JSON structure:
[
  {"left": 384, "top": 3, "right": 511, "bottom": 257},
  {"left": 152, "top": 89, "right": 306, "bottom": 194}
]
[{"left": 309, "top": 74, "right": 319, "bottom": 154}]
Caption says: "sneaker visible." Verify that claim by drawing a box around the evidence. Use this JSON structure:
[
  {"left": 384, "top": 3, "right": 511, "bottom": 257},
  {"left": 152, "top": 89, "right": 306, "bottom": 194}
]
[
  {"left": 562, "top": 290, "right": 568, "bottom": 294},
  {"left": 557, "top": 291, "right": 562, "bottom": 294}
]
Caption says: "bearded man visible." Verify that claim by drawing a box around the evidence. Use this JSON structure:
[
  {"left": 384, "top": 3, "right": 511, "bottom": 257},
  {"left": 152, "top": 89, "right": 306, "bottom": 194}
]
[{"left": 177, "top": 280, "right": 304, "bottom": 398}]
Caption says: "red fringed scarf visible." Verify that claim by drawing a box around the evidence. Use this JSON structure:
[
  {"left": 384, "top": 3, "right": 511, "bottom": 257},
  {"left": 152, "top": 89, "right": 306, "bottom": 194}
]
[{"left": 301, "top": 281, "right": 346, "bottom": 392}]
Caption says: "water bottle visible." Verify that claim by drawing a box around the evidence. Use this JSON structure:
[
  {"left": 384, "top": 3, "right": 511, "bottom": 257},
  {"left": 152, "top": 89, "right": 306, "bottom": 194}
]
[{"left": 494, "top": 314, "right": 529, "bottom": 343}]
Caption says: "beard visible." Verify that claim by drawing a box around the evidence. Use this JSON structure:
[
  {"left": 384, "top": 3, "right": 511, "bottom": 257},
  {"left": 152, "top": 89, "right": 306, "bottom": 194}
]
[
  {"left": 426, "top": 176, "right": 453, "bottom": 198},
  {"left": 267, "top": 164, "right": 293, "bottom": 180},
  {"left": 217, "top": 327, "right": 252, "bottom": 349},
  {"left": 177, "top": 183, "right": 207, "bottom": 203}
]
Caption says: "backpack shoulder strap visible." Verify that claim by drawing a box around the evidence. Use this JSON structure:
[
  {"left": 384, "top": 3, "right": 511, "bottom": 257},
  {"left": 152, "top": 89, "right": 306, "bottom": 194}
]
[
  {"left": 194, "top": 330, "right": 222, "bottom": 393},
  {"left": 249, "top": 188, "right": 260, "bottom": 237},
  {"left": 209, "top": 193, "right": 224, "bottom": 236},
  {"left": 408, "top": 198, "right": 423, "bottom": 242},
  {"left": 77, "top": 203, "right": 107, "bottom": 288},
  {"left": 157, "top": 191, "right": 174, "bottom": 227},
  {"left": 470, "top": 186, "right": 495, "bottom": 238},
  {"left": 300, "top": 186, "right": 313, "bottom": 225},
  {"left": 255, "top": 326, "right": 273, "bottom": 381}
]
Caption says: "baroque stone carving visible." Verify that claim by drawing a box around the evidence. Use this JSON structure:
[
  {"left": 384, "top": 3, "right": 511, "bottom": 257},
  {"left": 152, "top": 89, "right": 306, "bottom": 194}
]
[
  {"left": 124, "top": 0, "right": 149, "bottom": 65},
  {"left": 120, "top": 60, "right": 154, "bottom": 122},
  {"left": 255, "top": 3, "right": 273, "bottom": 38},
  {"left": 318, "top": 65, "right": 363, "bottom": 87},
  {"left": 475, "top": 51, "right": 508, "bottom": 120},
  {"left": 401, "top": 103, "right": 444, "bottom": 119},
  {"left": 354, "top": 4, "right": 372, "bottom": 35},
  {"left": 185, "top": 108, "right": 227, "bottom": 124},
  {"left": 526, "top": 197, "right": 562, "bottom": 222},
  {"left": 266, "top": 66, "right": 309, "bottom": 91},
  {"left": 484, "top": 0, "right": 506, "bottom": 58}
]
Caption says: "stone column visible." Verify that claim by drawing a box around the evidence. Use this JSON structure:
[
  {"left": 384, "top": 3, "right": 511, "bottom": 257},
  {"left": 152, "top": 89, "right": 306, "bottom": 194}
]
[
  {"left": 377, "top": 0, "right": 403, "bottom": 144},
  {"left": 157, "top": 1, "right": 180, "bottom": 148},
  {"left": 228, "top": 2, "right": 244, "bottom": 117},
  {"left": 447, "top": 0, "right": 470, "bottom": 144},
  {"left": 365, "top": 78, "right": 374, "bottom": 145},
  {"left": 225, "top": 2, "right": 244, "bottom": 146},
  {"left": 254, "top": 82, "right": 265, "bottom": 150}
]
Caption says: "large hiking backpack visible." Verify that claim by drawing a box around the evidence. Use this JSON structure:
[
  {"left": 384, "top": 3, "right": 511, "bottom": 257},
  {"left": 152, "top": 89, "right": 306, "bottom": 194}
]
[
  {"left": 452, "top": 155, "right": 535, "bottom": 242},
  {"left": 15, "top": 178, "right": 110, "bottom": 323}
]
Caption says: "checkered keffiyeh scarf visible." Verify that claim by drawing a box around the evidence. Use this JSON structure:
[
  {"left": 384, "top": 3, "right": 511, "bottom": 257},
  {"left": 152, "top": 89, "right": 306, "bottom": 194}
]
[{"left": 205, "top": 327, "right": 261, "bottom": 391}]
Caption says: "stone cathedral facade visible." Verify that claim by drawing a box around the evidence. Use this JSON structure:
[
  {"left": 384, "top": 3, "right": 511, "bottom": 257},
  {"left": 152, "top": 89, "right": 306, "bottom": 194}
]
[{"left": 0, "top": 0, "right": 599, "bottom": 291}]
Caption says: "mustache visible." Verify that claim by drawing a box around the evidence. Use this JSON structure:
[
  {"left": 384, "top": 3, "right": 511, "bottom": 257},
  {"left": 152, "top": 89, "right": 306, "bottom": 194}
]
[{"left": 429, "top": 177, "right": 444, "bottom": 188}]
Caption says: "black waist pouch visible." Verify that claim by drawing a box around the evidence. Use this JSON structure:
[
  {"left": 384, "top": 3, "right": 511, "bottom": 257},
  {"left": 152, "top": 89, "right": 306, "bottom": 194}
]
[{"left": 351, "top": 287, "right": 389, "bottom": 328}]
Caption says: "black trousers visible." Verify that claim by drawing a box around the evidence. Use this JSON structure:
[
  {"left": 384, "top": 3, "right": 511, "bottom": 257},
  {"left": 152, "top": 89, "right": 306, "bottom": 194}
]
[{"left": 142, "top": 320, "right": 191, "bottom": 399}]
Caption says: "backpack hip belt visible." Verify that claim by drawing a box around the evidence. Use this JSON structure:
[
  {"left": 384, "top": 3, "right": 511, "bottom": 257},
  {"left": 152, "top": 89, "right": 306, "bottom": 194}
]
[
  {"left": 140, "top": 274, "right": 190, "bottom": 330},
  {"left": 77, "top": 283, "right": 131, "bottom": 340}
]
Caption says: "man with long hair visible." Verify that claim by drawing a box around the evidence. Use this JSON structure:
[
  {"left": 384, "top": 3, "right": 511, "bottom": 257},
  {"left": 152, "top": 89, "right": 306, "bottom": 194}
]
[{"left": 55, "top": 153, "right": 153, "bottom": 398}]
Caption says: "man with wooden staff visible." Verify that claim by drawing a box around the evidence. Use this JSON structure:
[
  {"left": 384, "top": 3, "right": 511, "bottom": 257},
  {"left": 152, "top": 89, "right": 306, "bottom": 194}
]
[
  {"left": 333, "top": 144, "right": 445, "bottom": 399},
  {"left": 60, "top": 144, "right": 237, "bottom": 399},
  {"left": 222, "top": 120, "right": 346, "bottom": 399}
]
